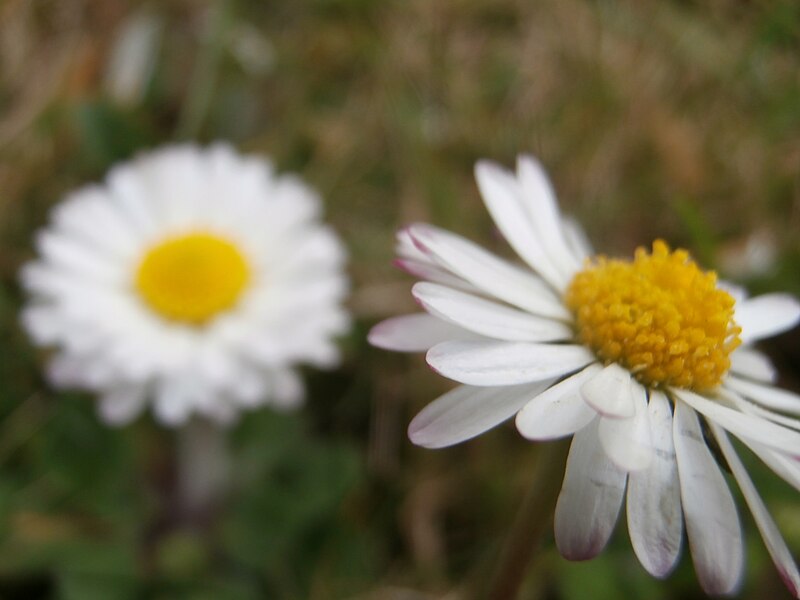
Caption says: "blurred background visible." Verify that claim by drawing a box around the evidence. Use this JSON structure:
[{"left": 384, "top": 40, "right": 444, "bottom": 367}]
[{"left": 1, "top": 0, "right": 800, "bottom": 598}]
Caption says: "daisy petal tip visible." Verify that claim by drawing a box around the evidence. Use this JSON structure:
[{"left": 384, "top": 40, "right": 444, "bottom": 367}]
[
  {"left": 407, "top": 420, "right": 447, "bottom": 450},
  {"left": 580, "top": 364, "right": 636, "bottom": 419},
  {"left": 410, "top": 282, "right": 426, "bottom": 302},
  {"left": 513, "top": 409, "right": 531, "bottom": 433},
  {"left": 407, "top": 231, "right": 433, "bottom": 256},
  {"left": 392, "top": 257, "right": 408, "bottom": 271},
  {"left": 770, "top": 294, "right": 800, "bottom": 332},
  {"left": 644, "top": 556, "right": 679, "bottom": 580},
  {"left": 556, "top": 537, "right": 605, "bottom": 562},
  {"left": 516, "top": 153, "right": 543, "bottom": 173},
  {"left": 772, "top": 559, "right": 800, "bottom": 597},
  {"left": 367, "top": 319, "right": 412, "bottom": 351},
  {"left": 393, "top": 259, "right": 431, "bottom": 281},
  {"left": 619, "top": 450, "right": 653, "bottom": 472},
  {"left": 425, "top": 359, "right": 444, "bottom": 378},
  {"left": 739, "top": 293, "right": 800, "bottom": 342},
  {"left": 366, "top": 323, "right": 388, "bottom": 349},
  {"left": 406, "top": 422, "right": 432, "bottom": 448},
  {"left": 393, "top": 258, "right": 425, "bottom": 278},
  {"left": 778, "top": 569, "right": 800, "bottom": 599},
  {"left": 405, "top": 222, "right": 431, "bottom": 241},
  {"left": 394, "top": 226, "right": 415, "bottom": 248},
  {"left": 473, "top": 159, "right": 490, "bottom": 177},
  {"left": 513, "top": 410, "right": 540, "bottom": 442},
  {"left": 699, "top": 573, "right": 743, "bottom": 598},
  {"left": 424, "top": 346, "right": 444, "bottom": 372},
  {"left": 474, "top": 159, "right": 504, "bottom": 182},
  {"left": 788, "top": 295, "right": 800, "bottom": 326}
]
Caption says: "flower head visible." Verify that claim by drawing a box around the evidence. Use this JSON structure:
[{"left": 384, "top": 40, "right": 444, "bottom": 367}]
[
  {"left": 369, "top": 155, "right": 800, "bottom": 596},
  {"left": 23, "top": 144, "right": 349, "bottom": 426}
]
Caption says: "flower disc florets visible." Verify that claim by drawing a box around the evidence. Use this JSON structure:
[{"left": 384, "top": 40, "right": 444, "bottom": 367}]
[
  {"left": 565, "top": 240, "right": 741, "bottom": 391},
  {"left": 136, "top": 232, "right": 250, "bottom": 325}
]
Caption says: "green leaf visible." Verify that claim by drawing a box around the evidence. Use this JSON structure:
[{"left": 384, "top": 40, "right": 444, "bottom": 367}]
[{"left": 73, "top": 100, "right": 154, "bottom": 170}]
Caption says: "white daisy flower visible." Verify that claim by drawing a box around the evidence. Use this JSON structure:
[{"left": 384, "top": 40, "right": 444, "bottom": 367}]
[
  {"left": 22, "top": 144, "right": 349, "bottom": 426},
  {"left": 369, "top": 155, "right": 800, "bottom": 596}
]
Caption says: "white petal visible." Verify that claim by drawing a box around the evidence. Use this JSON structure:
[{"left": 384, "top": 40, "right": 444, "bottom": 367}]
[
  {"left": 724, "top": 376, "right": 800, "bottom": 416},
  {"left": 35, "top": 231, "right": 125, "bottom": 284},
  {"left": 396, "top": 226, "right": 434, "bottom": 264},
  {"left": 720, "top": 388, "right": 800, "bottom": 432},
  {"left": 737, "top": 293, "right": 800, "bottom": 343},
  {"left": 412, "top": 282, "right": 573, "bottom": 342},
  {"left": 98, "top": 386, "right": 147, "bottom": 425},
  {"left": 580, "top": 363, "right": 636, "bottom": 418},
  {"left": 395, "top": 228, "right": 477, "bottom": 291},
  {"left": 153, "top": 385, "right": 193, "bottom": 426},
  {"left": 474, "top": 160, "right": 566, "bottom": 289},
  {"left": 516, "top": 156, "right": 582, "bottom": 277},
  {"left": 269, "top": 368, "right": 304, "bottom": 409},
  {"left": 742, "top": 440, "right": 800, "bottom": 493},
  {"left": 515, "top": 364, "right": 601, "bottom": 440},
  {"left": 47, "top": 351, "right": 114, "bottom": 388},
  {"left": 225, "top": 365, "right": 269, "bottom": 408},
  {"left": 598, "top": 381, "right": 653, "bottom": 471},
  {"left": 106, "top": 163, "right": 162, "bottom": 237},
  {"left": 407, "top": 224, "right": 570, "bottom": 319},
  {"left": 673, "top": 402, "right": 743, "bottom": 596},
  {"left": 409, "top": 380, "right": 555, "bottom": 448},
  {"left": 730, "top": 347, "right": 777, "bottom": 383},
  {"left": 626, "top": 391, "right": 683, "bottom": 578},
  {"left": 562, "top": 216, "right": 593, "bottom": 264},
  {"left": 52, "top": 188, "right": 142, "bottom": 258},
  {"left": 673, "top": 388, "right": 800, "bottom": 456},
  {"left": 368, "top": 314, "right": 476, "bottom": 352},
  {"left": 719, "top": 280, "right": 748, "bottom": 304},
  {"left": 711, "top": 423, "right": 800, "bottom": 598},
  {"left": 277, "top": 228, "right": 346, "bottom": 273},
  {"left": 21, "top": 305, "right": 63, "bottom": 345},
  {"left": 394, "top": 257, "right": 475, "bottom": 291},
  {"left": 426, "top": 340, "right": 595, "bottom": 386},
  {"left": 554, "top": 419, "right": 627, "bottom": 560}
]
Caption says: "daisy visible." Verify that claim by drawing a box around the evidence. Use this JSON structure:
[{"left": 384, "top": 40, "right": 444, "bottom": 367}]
[
  {"left": 369, "top": 155, "right": 800, "bottom": 596},
  {"left": 22, "top": 143, "right": 349, "bottom": 426}
]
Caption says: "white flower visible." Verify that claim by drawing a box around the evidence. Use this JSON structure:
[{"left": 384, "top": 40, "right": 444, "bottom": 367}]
[
  {"left": 22, "top": 144, "right": 349, "bottom": 426},
  {"left": 369, "top": 155, "right": 800, "bottom": 596}
]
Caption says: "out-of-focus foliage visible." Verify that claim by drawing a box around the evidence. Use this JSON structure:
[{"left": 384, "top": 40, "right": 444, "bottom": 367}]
[{"left": 0, "top": 0, "right": 799, "bottom": 598}]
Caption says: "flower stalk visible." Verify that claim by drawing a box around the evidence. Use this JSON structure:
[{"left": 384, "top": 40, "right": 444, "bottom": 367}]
[
  {"left": 488, "top": 439, "right": 569, "bottom": 600},
  {"left": 176, "top": 418, "right": 230, "bottom": 523}
]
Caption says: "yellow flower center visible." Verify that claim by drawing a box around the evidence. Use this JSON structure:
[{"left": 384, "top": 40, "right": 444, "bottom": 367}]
[
  {"left": 565, "top": 240, "right": 741, "bottom": 391},
  {"left": 135, "top": 232, "right": 250, "bottom": 325}
]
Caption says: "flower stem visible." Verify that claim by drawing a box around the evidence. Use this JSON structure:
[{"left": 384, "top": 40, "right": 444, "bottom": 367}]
[
  {"left": 176, "top": 418, "right": 230, "bottom": 524},
  {"left": 487, "top": 439, "right": 570, "bottom": 600}
]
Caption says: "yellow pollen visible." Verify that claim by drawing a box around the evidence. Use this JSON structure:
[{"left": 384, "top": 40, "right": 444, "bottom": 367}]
[
  {"left": 135, "top": 232, "right": 249, "bottom": 325},
  {"left": 565, "top": 240, "right": 741, "bottom": 391}
]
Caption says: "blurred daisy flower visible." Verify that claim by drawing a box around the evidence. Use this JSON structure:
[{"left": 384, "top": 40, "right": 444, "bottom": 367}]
[
  {"left": 22, "top": 144, "right": 349, "bottom": 426},
  {"left": 369, "top": 155, "right": 800, "bottom": 596}
]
